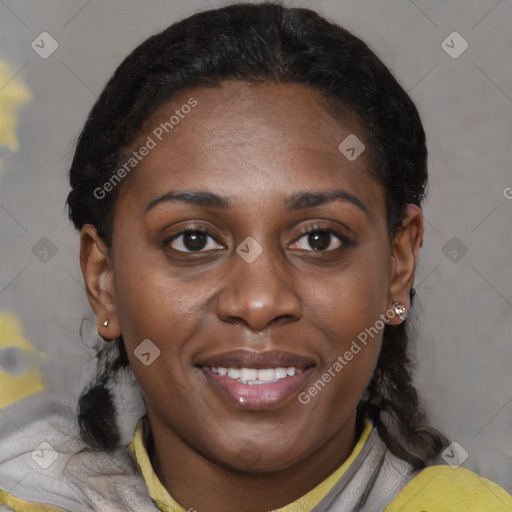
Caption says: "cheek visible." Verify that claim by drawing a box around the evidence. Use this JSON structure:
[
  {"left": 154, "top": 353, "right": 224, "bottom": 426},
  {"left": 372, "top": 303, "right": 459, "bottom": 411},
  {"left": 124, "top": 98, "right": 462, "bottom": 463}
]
[
  {"left": 297, "top": 296, "right": 384, "bottom": 436},
  {"left": 111, "top": 252, "right": 219, "bottom": 403},
  {"left": 112, "top": 242, "right": 210, "bottom": 346},
  {"left": 296, "top": 245, "right": 389, "bottom": 404},
  {"left": 303, "top": 242, "right": 390, "bottom": 342},
  {"left": 112, "top": 267, "right": 208, "bottom": 412}
]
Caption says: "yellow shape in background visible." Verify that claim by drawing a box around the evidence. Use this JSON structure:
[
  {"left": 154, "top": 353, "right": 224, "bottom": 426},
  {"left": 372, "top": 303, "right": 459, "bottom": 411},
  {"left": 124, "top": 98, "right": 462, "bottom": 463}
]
[
  {"left": 0, "top": 66, "right": 40, "bottom": 407},
  {"left": 0, "top": 60, "right": 32, "bottom": 167},
  {"left": 0, "top": 312, "right": 45, "bottom": 409}
]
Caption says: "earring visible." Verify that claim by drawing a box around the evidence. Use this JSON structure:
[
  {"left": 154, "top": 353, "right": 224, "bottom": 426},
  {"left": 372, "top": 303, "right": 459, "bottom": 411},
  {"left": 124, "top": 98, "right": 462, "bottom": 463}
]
[
  {"left": 102, "top": 320, "right": 109, "bottom": 327},
  {"left": 392, "top": 301, "right": 406, "bottom": 321}
]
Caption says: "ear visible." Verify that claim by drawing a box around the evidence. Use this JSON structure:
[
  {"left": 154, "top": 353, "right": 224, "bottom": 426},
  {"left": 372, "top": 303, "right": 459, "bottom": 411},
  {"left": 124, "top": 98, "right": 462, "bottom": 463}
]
[
  {"left": 80, "top": 224, "right": 121, "bottom": 341},
  {"left": 387, "top": 204, "right": 423, "bottom": 325}
]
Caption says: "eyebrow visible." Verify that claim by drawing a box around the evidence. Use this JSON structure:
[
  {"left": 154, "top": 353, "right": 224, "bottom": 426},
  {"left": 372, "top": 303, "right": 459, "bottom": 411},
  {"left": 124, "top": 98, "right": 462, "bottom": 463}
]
[{"left": 145, "top": 189, "right": 368, "bottom": 215}]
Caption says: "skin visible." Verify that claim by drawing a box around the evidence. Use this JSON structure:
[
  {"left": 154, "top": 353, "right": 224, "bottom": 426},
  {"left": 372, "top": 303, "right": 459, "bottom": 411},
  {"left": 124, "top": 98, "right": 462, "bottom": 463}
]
[{"left": 80, "top": 81, "right": 423, "bottom": 512}]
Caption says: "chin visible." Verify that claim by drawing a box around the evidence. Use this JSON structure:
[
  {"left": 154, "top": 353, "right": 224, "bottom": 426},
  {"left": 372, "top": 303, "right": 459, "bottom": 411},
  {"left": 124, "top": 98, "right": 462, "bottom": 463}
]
[{"left": 208, "top": 441, "right": 309, "bottom": 474}]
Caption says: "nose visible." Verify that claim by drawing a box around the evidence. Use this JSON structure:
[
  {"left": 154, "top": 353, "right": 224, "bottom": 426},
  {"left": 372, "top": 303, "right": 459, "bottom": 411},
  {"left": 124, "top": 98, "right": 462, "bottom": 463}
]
[{"left": 216, "top": 246, "right": 302, "bottom": 332}]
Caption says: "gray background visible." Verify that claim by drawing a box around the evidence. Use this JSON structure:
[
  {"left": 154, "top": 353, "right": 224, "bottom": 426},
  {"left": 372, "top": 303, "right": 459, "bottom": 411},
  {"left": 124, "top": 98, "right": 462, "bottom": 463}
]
[{"left": 1, "top": 0, "right": 511, "bottom": 491}]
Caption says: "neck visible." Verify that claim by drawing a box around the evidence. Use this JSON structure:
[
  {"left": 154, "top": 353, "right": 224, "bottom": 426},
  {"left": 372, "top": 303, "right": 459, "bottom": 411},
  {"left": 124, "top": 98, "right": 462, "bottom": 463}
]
[{"left": 148, "top": 413, "right": 359, "bottom": 512}]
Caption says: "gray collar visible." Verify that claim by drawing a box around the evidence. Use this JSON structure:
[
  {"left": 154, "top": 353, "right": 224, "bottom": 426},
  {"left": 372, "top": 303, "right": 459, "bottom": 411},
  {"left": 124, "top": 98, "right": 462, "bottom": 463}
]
[{"left": 312, "top": 428, "right": 419, "bottom": 512}]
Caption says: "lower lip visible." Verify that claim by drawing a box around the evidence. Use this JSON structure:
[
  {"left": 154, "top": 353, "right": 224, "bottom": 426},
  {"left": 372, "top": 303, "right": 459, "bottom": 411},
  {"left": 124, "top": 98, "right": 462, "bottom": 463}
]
[{"left": 201, "top": 367, "right": 315, "bottom": 410}]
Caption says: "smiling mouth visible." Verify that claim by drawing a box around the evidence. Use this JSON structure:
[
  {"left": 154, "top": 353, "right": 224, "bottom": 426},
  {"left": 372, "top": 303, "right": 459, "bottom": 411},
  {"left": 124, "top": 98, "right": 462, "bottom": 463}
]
[
  {"left": 208, "top": 366, "right": 304, "bottom": 384},
  {"left": 200, "top": 365, "right": 315, "bottom": 410},
  {"left": 196, "top": 349, "right": 316, "bottom": 409}
]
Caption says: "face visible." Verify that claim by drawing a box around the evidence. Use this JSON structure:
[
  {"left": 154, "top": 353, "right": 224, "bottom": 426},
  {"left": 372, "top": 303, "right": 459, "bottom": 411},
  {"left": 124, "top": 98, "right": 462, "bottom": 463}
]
[{"left": 81, "top": 81, "right": 421, "bottom": 473}]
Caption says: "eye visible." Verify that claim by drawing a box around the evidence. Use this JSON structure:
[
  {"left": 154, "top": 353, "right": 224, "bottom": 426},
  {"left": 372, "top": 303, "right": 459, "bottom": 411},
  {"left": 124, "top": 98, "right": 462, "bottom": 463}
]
[
  {"left": 290, "top": 227, "right": 347, "bottom": 252},
  {"left": 164, "top": 227, "right": 224, "bottom": 253}
]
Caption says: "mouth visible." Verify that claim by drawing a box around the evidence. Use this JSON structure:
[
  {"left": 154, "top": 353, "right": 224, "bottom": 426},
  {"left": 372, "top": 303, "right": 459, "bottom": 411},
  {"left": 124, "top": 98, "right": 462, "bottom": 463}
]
[
  {"left": 209, "top": 365, "right": 305, "bottom": 384},
  {"left": 196, "top": 350, "right": 316, "bottom": 410}
]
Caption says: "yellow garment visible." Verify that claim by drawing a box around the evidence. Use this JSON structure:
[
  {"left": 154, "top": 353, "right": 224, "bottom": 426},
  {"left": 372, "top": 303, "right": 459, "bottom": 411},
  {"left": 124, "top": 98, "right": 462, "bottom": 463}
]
[
  {"left": 0, "top": 491, "right": 63, "bottom": 512},
  {"left": 384, "top": 465, "right": 512, "bottom": 511},
  {"left": 128, "top": 420, "right": 373, "bottom": 512},
  {"left": 0, "top": 312, "right": 45, "bottom": 409},
  {"left": 128, "top": 421, "right": 512, "bottom": 511}
]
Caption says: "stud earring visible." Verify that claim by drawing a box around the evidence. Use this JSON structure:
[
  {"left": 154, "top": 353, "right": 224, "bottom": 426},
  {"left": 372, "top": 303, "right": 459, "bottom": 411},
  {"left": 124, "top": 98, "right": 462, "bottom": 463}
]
[
  {"left": 102, "top": 320, "right": 109, "bottom": 327},
  {"left": 392, "top": 302, "right": 406, "bottom": 321}
]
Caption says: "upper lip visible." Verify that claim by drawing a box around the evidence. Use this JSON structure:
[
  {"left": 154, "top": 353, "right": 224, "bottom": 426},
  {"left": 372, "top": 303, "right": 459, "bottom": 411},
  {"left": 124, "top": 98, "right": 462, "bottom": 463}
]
[{"left": 196, "top": 349, "right": 316, "bottom": 370}]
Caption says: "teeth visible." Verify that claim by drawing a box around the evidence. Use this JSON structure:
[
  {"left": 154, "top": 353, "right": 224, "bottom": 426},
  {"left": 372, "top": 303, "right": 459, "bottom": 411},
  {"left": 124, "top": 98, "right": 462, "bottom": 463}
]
[
  {"left": 227, "top": 368, "right": 240, "bottom": 379},
  {"left": 209, "top": 366, "right": 304, "bottom": 384},
  {"left": 240, "top": 368, "right": 258, "bottom": 381},
  {"left": 257, "top": 369, "right": 276, "bottom": 381},
  {"left": 275, "top": 367, "right": 288, "bottom": 379}
]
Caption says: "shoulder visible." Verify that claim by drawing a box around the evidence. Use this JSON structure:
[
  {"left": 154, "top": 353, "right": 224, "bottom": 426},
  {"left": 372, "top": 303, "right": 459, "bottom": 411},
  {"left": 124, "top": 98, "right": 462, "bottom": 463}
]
[
  {"left": 0, "top": 391, "right": 78, "bottom": 511},
  {"left": 0, "top": 391, "right": 154, "bottom": 512},
  {"left": 385, "top": 465, "right": 512, "bottom": 511}
]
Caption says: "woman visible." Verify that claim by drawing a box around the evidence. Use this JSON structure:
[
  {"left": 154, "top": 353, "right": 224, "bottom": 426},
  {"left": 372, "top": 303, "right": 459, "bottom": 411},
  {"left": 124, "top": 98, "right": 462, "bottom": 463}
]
[{"left": 1, "top": 3, "right": 511, "bottom": 511}]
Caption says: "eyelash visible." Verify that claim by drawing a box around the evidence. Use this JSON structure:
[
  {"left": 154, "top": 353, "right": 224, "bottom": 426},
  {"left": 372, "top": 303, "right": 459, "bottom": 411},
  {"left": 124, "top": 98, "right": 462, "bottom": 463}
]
[
  {"left": 162, "top": 223, "right": 351, "bottom": 253},
  {"left": 162, "top": 224, "right": 219, "bottom": 252},
  {"left": 293, "top": 225, "right": 351, "bottom": 251}
]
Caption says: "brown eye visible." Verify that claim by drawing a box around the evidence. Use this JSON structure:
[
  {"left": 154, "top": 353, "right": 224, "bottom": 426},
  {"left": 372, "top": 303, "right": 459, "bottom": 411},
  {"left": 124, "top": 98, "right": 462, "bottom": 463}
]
[
  {"left": 290, "top": 227, "right": 347, "bottom": 252},
  {"left": 165, "top": 229, "right": 224, "bottom": 253}
]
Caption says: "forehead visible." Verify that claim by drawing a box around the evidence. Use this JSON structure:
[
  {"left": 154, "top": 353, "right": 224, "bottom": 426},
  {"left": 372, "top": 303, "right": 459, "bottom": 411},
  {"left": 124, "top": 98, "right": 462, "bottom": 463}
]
[
  {"left": 145, "top": 81, "right": 358, "bottom": 159},
  {"left": 118, "top": 81, "right": 384, "bottom": 216}
]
